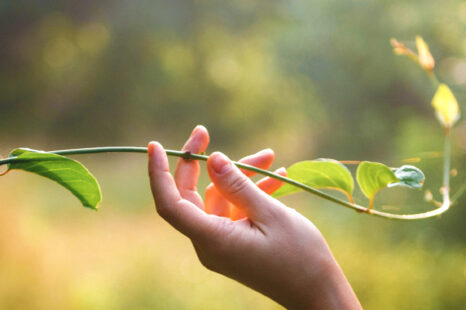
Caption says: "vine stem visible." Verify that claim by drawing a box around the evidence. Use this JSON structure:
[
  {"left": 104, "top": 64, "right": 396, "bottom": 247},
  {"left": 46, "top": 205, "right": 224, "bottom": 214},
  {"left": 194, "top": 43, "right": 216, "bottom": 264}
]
[{"left": 0, "top": 143, "right": 452, "bottom": 221}]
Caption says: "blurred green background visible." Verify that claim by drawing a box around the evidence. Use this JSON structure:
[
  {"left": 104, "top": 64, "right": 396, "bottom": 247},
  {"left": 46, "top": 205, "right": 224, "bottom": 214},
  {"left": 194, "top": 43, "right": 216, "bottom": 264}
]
[{"left": 0, "top": 1, "right": 465, "bottom": 309}]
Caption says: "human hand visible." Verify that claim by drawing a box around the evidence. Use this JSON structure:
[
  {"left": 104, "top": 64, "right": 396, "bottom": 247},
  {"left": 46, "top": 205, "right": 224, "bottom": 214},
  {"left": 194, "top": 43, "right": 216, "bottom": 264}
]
[{"left": 148, "top": 126, "right": 361, "bottom": 309}]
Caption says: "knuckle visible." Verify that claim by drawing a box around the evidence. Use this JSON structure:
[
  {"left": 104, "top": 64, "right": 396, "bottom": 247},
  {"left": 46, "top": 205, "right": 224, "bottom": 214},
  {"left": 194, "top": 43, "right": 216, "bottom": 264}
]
[
  {"left": 265, "top": 200, "right": 289, "bottom": 222},
  {"left": 155, "top": 203, "right": 168, "bottom": 219},
  {"left": 148, "top": 168, "right": 156, "bottom": 180},
  {"left": 182, "top": 184, "right": 197, "bottom": 193},
  {"left": 154, "top": 201, "right": 173, "bottom": 222},
  {"left": 227, "top": 174, "right": 250, "bottom": 196}
]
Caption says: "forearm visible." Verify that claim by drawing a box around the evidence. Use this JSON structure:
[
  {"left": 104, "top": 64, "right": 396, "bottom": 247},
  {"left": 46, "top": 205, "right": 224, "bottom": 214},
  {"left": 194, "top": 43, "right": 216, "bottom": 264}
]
[{"left": 234, "top": 248, "right": 361, "bottom": 310}]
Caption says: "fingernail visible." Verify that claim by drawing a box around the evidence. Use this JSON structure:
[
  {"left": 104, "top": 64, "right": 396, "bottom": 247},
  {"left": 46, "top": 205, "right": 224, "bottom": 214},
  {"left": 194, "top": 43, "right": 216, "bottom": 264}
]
[
  {"left": 149, "top": 142, "right": 168, "bottom": 170},
  {"left": 154, "top": 142, "right": 163, "bottom": 159},
  {"left": 211, "top": 152, "right": 231, "bottom": 174}
]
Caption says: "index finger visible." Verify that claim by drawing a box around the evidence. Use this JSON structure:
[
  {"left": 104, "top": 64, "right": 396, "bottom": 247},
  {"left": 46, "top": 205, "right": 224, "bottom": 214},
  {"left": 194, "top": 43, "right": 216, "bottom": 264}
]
[
  {"left": 174, "top": 125, "right": 210, "bottom": 208},
  {"left": 148, "top": 141, "right": 213, "bottom": 239}
]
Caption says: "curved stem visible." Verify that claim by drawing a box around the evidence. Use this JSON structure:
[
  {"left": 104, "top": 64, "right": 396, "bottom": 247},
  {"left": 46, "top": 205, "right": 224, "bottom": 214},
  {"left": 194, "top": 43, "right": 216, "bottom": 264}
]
[
  {"left": 427, "top": 71, "right": 440, "bottom": 89},
  {"left": 0, "top": 145, "right": 452, "bottom": 221},
  {"left": 443, "top": 130, "right": 451, "bottom": 191}
]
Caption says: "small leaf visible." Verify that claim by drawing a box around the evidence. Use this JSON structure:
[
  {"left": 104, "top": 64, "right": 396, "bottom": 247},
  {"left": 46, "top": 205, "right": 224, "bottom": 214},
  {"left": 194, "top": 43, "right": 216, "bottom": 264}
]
[
  {"left": 389, "top": 165, "right": 425, "bottom": 189},
  {"left": 415, "top": 36, "right": 435, "bottom": 71},
  {"left": 390, "top": 38, "right": 416, "bottom": 57},
  {"left": 356, "top": 161, "right": 398, "bottom": 201},
  {"left": 272, "top": 159, "right": 354, "bottom": 201},
  {"left": 431, "top": 83, "right": 460, "bottom": 128},
  {"left": 390, "top": 37, "right": 418, "bottom": 63},
  {"left": 7, "top": 148, "right": 102, "bottom": 209}
]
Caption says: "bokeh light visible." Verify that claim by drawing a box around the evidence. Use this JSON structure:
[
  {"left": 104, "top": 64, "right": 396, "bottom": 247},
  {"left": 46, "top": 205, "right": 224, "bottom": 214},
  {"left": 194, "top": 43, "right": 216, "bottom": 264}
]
[{"left": 0, "top": 1, "right": 464, "bottom": 309}]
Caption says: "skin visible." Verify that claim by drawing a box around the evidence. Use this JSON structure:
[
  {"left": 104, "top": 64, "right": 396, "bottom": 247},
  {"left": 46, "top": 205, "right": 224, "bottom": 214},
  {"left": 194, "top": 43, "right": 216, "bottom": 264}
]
[{"left": 148, "top": 125, "right": 362, "bottom": 310}]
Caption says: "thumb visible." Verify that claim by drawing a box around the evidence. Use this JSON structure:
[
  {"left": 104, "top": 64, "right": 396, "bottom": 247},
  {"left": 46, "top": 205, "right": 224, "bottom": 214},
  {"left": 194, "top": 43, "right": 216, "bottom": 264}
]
[{"left": 207, "top": 152, "right": 279, "bottom": 223}]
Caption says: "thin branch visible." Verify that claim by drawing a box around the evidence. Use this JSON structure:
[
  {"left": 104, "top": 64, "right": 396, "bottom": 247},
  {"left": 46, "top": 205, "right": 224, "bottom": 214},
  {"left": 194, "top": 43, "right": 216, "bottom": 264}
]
[{"left": 0, "top": 145, "right": 452, "bottom": 221}]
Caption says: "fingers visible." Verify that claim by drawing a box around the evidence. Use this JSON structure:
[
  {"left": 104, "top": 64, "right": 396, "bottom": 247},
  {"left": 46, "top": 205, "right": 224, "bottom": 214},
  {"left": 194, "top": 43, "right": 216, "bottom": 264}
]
[
  {"left": 256, "top": 167, "right": 287, "bottom": 194},
  {"left": 204, "top": 148, "right": 275, "bottom": 217},
  {"left": 148, "top": 141, "right": 213, "bottom": 239},
  {"left": 231, "top": 168, "right": 287, "bottom": 220},
  {"left": 204, "top": 183, "right": 232, "bottom": 217},
  {"left": 238, "top": 149, "right": 275, "bottom": 177},
  {"left": 174, "top": 125, "right": 210, "bottom": 209},
  {"left": 207, "top": 152, "right": 279, "bottom": 223}
]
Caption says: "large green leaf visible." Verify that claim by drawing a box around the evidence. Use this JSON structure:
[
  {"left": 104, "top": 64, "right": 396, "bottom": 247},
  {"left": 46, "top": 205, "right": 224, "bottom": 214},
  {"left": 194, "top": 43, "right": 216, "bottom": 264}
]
[
  {"left": 390, "top": 165, "right": 425, "bottom": 189},
  {"left": 7, "top": 148, "right": 102, "bottom": 209},
  {"left": 272, "top": 159, "right": 354, "bottom": 201},
  {"left": 356, "top": 161, "right": 398, "bottom": 201}
]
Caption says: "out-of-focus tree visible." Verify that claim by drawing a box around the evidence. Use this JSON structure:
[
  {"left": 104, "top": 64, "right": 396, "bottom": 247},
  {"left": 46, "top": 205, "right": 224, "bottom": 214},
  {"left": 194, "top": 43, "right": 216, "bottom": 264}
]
[{"left": 0, "top": 0, "right": 464, "bottom": 239}]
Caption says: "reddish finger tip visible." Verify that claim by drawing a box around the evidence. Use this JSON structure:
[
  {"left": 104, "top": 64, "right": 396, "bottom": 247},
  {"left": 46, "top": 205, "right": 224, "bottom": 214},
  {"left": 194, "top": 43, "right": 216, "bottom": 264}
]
[
  {"left": 148, "top": 141, "right": 163, "bottom": 157},
  {"left": 191, "top": 125, "right": 208, "bottom": 137},
  {"left": 188, "top": 125, "right": 210, "bottom": 147},
  {"left": 276, "top": 167, "right": 287, "bottom": 176},
  {"left": 195, "top": 124, "right": 208, "bottom": 132},
  {"left": 147, "top": 141, "right": 156, "bottom": 156},
  {"left": 190, "top": 126, "right": 200, "bottom": 137},
  {"left": 258, "top": 148, "right": 274, "bottom": 157}
]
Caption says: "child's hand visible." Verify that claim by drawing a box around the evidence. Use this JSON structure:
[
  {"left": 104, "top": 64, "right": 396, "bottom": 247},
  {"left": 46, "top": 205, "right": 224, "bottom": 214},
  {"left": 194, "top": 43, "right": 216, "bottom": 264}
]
[{"left": 148, "top": 126, "right": 361, "bottom": 309}]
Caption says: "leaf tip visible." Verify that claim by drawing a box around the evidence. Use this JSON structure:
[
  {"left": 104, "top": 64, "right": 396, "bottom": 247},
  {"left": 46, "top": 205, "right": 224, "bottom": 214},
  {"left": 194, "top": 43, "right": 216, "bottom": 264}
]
[
  {"left": 390, "top": 37, "right": 416, "bottom": 59},
  {"left": 415, "top": 36, "right": 435, "bottom": 71},
  {"left": 84, "top": 204, "right": 99, "bottom": 211}
]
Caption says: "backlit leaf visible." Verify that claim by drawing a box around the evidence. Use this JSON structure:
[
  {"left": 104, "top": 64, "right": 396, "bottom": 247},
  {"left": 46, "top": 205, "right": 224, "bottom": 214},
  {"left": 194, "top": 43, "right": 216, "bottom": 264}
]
[
  {"left": 356, "top": 161, "right": 398, "bottom": 200},
  {"left": 432, "top": 84, "right": 460, "bottom": 128},
  {"left": 390, "top": 38, "right": 417, "bottom": 61},
  {"left": 7, "top": 148, "right": 102, "bottom": 209},
  {"left": 389, "top": 165, "right": 425, "bottom": 189},
  {"left": 272, "top": 159, "right": 354, "bottom": 201},
  {"left": 415, "top": 36, "right": 434, "bottom": 71}
]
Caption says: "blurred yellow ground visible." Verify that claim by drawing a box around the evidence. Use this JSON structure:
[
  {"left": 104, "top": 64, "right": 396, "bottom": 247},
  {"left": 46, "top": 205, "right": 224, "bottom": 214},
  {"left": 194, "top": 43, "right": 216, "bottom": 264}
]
[{"left": 0, "top": 161, "right": 464, "bottom": 310}]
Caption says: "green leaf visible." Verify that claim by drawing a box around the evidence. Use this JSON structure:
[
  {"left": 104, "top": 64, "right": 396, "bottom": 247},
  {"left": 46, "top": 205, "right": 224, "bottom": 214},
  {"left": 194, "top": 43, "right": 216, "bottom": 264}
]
[
  {"left": 7, "top": 148, "right": 102, "bottom": 209},
  {"left": 356, "top": 161, "right": 398, "bottom": 201},
  {"left": 272, "top": 159, "right": 354, "bottom": 201},
  {"left": 390, "top": 165, "right": 425, "bottom": 189}
]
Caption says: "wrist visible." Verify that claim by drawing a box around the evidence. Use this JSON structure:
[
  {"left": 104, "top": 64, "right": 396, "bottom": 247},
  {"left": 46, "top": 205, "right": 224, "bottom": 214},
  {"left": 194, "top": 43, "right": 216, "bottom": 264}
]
[
  {"left": 293, "top": 255, "right": 361, "bottom": 310},
  {"left": 270, "top": 250, "right": 360, "bottom": 310}
]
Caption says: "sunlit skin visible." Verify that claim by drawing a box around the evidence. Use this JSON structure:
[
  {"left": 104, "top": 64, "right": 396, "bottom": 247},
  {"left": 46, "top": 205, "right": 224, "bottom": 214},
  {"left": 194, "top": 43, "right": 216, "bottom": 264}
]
[{"left": 148, "top": 125, "right": 362, "bottom": 310}]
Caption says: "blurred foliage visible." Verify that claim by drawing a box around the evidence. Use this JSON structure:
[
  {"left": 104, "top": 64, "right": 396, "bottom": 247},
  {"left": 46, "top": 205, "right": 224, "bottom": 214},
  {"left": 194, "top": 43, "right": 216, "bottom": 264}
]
[{"left": 0, "top": 0, "right": 465, "bottom": 309}]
